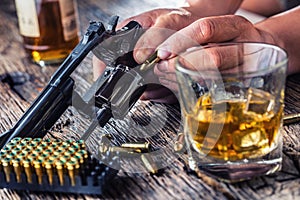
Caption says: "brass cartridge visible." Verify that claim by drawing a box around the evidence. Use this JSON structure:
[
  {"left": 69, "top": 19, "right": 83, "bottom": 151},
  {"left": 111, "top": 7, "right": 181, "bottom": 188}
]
[
  {"left": 174, "top": 132, "right": 185, "bottom": 152},
  {"left": 121, "top": 142, "right": 151, "bottom": 152},
  {"left": 44, "top": 160, "right": 54, "bottom": 185},
  {"left": 141, "top": 154, "right": 158, "bottom": 174},
  {"left": 2, "top": 157, "right": 12, "bottom": 182},
  {"left": 55, "top": 160, "right": 65, "bottom": 186},
  {"left": 66, "top": 160, "right": 79, "bottom": 186},
  {"left": 22, "top": 158, "right": 32, "bottom": 183},
  {"left": 12, "top": 158, "right": 22, "bottom": 183},
  {"left": 33, "top": 160, "right": 44, "bottom": 185},
  {"left": 1, "top": 137, "right": 91, "bottom": 187}
]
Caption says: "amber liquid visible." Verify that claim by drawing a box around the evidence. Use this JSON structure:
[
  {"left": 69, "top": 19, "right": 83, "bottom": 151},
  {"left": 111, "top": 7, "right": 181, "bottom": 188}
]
[
  {"left": 186, "top": 88, "right": 283, "bottom": 161},
  {"left": 22, "top": 1, "right": 79, "bottom": 66}
]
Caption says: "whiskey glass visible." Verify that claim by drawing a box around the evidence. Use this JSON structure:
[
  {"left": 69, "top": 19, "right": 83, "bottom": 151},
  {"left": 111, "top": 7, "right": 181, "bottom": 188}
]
[{"left": 175, "top": 42, "right": 288, "bottom": 182}]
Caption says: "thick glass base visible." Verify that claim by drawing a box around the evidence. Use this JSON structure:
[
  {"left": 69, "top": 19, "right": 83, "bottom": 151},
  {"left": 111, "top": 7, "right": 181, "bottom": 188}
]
[
  {"left": 197, "top": 158, "right": 281, "bottom": 183},
  {"left": 187, "top": 142, "right": 282, "bottom": 183}
]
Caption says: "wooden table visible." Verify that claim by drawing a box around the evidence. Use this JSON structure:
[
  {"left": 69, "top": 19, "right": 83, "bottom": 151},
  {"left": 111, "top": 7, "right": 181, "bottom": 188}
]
[{"left": 1, "top": 0, "right": 300, "bottom": 199}]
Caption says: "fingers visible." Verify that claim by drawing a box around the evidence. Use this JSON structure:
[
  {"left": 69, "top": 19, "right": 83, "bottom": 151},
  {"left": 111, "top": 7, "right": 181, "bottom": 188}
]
[
  {"left": 116, "top": 15, "right": 154, "bottom": 30},
  {"left": 157, "top": 15, "right": 253, "bottom": 59},
  {"left": 92, "top": 55, "right": 106, "bottom": 81},
  {"left": 132, "top": 9, "right": 198, "bottom": 63},
  {"left": 134, "top": 27, "right": 176, "bottom": 63},
  {"left": 140, "top": 85, "right": 178, "bottom": 104},
  {"left": 154, "top": 58, "right": 178, "bottom": 92}
]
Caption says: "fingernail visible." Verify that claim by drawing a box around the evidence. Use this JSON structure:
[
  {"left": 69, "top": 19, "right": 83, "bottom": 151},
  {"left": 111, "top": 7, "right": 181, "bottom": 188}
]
[
  {"left": 157, "top": 61, "right": 168, "bottom": 72},
  {"left": 157, "top": 49, "right": 171, "bottom": 60},
  {"left": 139, "top": 94, "right": 147, "bottom": 100},
  {"left": 135, "top": 49, "right": 153, "bottom": 63}
]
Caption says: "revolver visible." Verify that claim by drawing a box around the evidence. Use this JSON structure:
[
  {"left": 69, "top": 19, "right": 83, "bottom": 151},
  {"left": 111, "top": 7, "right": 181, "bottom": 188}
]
[{"left": 0, "top": 16, "right": 153, "bottom": 149}]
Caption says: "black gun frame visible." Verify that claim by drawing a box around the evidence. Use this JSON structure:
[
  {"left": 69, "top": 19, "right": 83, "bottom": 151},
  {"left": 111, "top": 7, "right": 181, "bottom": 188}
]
[{"left": 0, "top": 17, "right": 148, "bottom": 149}]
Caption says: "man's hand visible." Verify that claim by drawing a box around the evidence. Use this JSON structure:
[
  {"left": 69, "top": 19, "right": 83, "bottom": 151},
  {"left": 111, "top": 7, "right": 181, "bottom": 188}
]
[{"left": 154, "top": 15, "right": 280, "bottom": 90}]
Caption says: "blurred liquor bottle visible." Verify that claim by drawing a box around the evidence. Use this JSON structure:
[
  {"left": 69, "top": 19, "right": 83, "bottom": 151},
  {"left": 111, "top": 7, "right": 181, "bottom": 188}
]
[{"left": 15, "top": 0, "right": 80, "bottom": 67}]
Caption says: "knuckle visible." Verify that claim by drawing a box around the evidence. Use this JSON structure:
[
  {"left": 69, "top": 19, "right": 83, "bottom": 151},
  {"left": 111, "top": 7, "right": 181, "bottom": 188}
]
[
  {"left": 195, "top": 18, "right": 215, "bottom": 42},
  {"left": 155, "top": 15, "right": 175, "bottom": 29}
]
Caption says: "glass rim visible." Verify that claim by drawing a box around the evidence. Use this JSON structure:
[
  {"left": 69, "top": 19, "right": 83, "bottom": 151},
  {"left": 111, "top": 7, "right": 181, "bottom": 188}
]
[{"left": 175, "top": 42, "right": 288, "bottom": 78}]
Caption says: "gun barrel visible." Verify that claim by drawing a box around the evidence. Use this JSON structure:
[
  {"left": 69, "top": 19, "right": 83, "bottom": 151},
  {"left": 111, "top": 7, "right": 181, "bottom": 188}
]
[
  {"left": 0, "top": 21, "right": 107, "bottom": 149},
  {"left": 0, "top": 78, "right": 74, "bottom": 149}
]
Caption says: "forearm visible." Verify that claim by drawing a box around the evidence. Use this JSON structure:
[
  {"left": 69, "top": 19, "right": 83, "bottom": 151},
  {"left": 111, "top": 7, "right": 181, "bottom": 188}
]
[
  {"left": 255, "top": 6, "right": 300, "bottom": 74},
  {"left": 241, "top": 0, "right": 284, "bottom": 16},
  {"left": 184, "top": 0, "right": 243, "bottom": 17}
]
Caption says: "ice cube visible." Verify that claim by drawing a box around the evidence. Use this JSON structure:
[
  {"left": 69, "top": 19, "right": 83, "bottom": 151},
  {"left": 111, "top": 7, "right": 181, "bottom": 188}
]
[
  {"left": 232, "top": 127, "right": 268, "bottom": 152},
  {"left": 244, "top": 88, "right": 275, "bottom": 115}
]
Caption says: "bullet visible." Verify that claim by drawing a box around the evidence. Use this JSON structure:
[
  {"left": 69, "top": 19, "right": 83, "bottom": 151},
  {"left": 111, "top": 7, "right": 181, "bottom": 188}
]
[
  {"left": 59, "top": 155, "right": 70, "bottom": 164},
  {"left": 22, "top": 147, "right": 33, "bottom": 154},
  {"left": 22, "top": 158, "right": 32, "bottom": 183},
  {"left": 71, "top": 155, "right": 83, "bottom": 164},
  {"left": 121, "top": 142, "right": 151, "bottom": 152},
  {"left": 64, "top": 149, "right": 75, "bottom": 157},
  {"left": 75, "top": 150, "right": 88, "bottom": 160},
  {"left": 55, "top": 160, "right": 65, "bottom": 186},
  {"left": 110, "top": 146, "right": 142, "bottom": 154},
  {"left": 69, "top": 144, "right": 80, "bottom": 152},
  {"left": 174, "top": 132, "right": 185, "bottom": 152},
  {"left": 58, "top": 144, "right": 69, "bottom": 151},
  {"left": 53, "top": 139, "right": 62, "bottom": 145},
  {"left": 21, "top": 137, "right": 32, "bottom": 144},
  {"left": 53, "top": 149, "right": 64, "bottom": 156},
  {"left": 61, "top": 141, "right": 71, "bottom": 147},
  {"left": 28, "top": 153, "right": 38, "bottom": 161},
  {"left": 66, "top": 160, "right": 79, "bottom": 186},
  {"left": 38, "top": 153, "right": 49, "bottom": 161},
  {"left": 38, "top": 143, "right": 48, "bottom": 150},
  {"left": 74, "top": 140, "right": 85, "bottom": 149},
  {"left": 16, "top": 152, "right": 28, "bottom": 160},
  {"left": 0, "top": 146, "right": 11, "bottom": 154},
  {"left": 33, "top": 160, "right": 43, "bottom": 185},
  {"left": 98, "top": 134, "right": 112, "bottom": 154},
  {"left": 48, "top": 143, "right": 58, "bottom": 150},
  {"left": 6, "top": 142, "right": 16, "bottom": 149},
  {"left": 30, "top": 139, "right": 41, "bottom": 148},
  {"left": 12, "top": 158, "right": 22, "bottom": 183},
  {"left": 283, "top": 113, "right": 300, "bottom": 125},
  {"left": 6, "top": 152, "right": 16, "bottom": 160},
  {"left": 65, "top": 139, "right": 74, "bottom": 144},
  {"left": 49, "top": 155, "right": 59, "bottom": 162},
  {"left": 98, "top": 142, "right": 110, "bottom": 154},
  {"left": 140, "top": 51, "right": 161, "bottom": 71},
  {"left": 11, "top": 137, "right": 22, "bottom": 143},
  {"left": 17, "top": 142, "right": 26, "bottom": 149},
  {"left": 11, "top": 147, "right": 22, "bottom": 155},
  {"left": 32, "top": 138, "right": 42, "bottom": 144},
  {"left": 28, "top": 142, "right": 38, "bottom": 148},
  {"left": 44, "top": 148, "right": 53, "bottom": 155},
  {"left": 1, "top": 157, "right": 12, "bottom": 182},
  {"left": 141, "top": 154, "right": 158, "bottom": 174},
  {"left": 44, "top": 160, "right": 54, "bottom": 185},
  {"left": 42, "top": 138, "right": 52, "bottom": 144},
  {"left": 0, "top": 151, "right": 6, "bottom": 159}
]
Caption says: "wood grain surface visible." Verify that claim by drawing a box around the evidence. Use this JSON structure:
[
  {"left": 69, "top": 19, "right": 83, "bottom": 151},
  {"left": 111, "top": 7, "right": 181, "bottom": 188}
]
[{"left": 0, "top": 0, "right": 300, "bottom": 199}]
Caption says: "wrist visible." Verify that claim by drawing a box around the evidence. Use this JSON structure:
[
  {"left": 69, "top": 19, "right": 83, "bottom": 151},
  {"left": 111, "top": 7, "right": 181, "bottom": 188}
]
[
  {"left": 255, "top": 20, "right": 286, "bottom": 54},
  {"left": 183, "top": 0, "right": 243, "bottom": 17}
]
